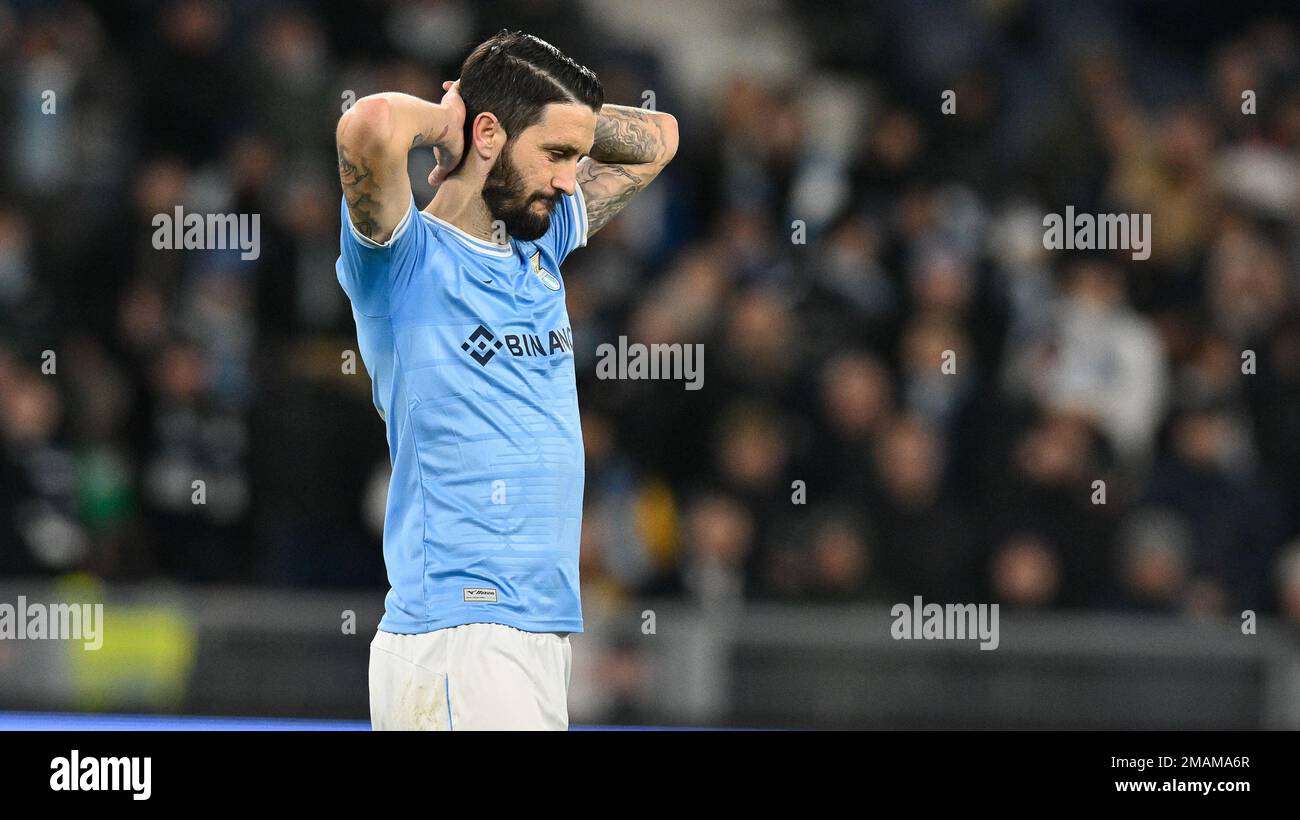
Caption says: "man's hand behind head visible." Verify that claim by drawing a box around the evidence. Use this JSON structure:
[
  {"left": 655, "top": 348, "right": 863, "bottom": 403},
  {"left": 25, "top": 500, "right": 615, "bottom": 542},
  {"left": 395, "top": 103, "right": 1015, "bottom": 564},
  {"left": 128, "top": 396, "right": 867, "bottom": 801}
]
[{"left": 429, "top": 80, "right": 466, "bottom": 187}]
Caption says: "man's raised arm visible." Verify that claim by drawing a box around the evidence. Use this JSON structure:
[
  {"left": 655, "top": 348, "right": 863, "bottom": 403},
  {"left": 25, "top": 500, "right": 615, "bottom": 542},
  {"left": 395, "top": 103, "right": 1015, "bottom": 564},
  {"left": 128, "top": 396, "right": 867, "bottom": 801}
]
[
  {"left": 336, "top": 86, "right": 465, "bottom": 244},
  {"left": 577, "top": 105, "right": 679, "bottom": 239}
]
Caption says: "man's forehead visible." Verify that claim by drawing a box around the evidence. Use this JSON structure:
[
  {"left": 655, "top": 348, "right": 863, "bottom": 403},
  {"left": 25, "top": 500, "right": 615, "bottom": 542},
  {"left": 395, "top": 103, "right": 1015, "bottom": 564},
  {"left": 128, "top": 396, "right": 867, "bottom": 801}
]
[{"left": 531, "top": 102, "right": 597, "bottom": 145}]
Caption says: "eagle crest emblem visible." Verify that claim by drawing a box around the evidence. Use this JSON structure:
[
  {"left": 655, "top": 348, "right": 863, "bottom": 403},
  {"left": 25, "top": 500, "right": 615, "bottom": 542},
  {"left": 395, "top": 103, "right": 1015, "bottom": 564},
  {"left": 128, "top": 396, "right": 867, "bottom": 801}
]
[{"left": 530, "top": 251, "right": 561, "bottom": 291}]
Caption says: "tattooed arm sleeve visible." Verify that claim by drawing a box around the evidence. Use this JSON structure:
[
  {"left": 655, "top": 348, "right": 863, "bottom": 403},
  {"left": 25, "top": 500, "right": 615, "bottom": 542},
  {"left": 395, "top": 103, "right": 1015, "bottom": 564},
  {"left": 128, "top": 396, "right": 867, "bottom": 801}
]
[
  {"left": 336, "top": 94, "right": 456, "bottom": 244},
  {"left": 577, "top": 105, "right": 679, "bottom": 239}
]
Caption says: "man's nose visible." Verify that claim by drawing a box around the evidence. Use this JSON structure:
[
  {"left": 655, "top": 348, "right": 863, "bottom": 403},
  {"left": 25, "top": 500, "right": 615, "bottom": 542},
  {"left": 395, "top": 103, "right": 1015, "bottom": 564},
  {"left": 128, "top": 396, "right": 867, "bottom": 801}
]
[{"left": 552, "top": 169, "right": 576, "bottom": 196}]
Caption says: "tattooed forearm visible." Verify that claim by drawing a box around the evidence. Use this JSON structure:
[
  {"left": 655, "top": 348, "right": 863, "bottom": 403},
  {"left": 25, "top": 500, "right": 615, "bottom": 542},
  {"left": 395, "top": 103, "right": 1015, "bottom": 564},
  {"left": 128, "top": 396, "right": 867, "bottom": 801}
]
[
  {"left": 577, "top": 160, "right": 655, "bottom": 236},
  {"left": 410, "top": 123, "right": 448, "bottom": 149},
  {"left": 335, "top": 92, "right": 459, "bottom": 243},
  {"left": 337, "top": 145, "right": 382, "bottom": 239},
  {"left": 578, "top": 106, "right": 679, "bottom": 238},
  {"left": 589, "top": 105, "right": 673, "bottom": 166}
]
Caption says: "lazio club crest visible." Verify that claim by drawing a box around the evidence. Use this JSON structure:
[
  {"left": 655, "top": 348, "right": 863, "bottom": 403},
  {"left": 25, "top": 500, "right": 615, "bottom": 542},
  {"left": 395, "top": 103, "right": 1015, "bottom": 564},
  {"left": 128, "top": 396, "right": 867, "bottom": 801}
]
[{"left": 530, "top": 250, "right": 561, "bottom": 291}]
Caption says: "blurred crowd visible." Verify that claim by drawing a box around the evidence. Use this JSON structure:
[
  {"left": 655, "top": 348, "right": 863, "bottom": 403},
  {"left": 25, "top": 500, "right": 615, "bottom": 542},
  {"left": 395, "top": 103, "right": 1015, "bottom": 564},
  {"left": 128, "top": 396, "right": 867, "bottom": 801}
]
[{"left": 2, "top": 0, "right": 1300, "bottom": 626}]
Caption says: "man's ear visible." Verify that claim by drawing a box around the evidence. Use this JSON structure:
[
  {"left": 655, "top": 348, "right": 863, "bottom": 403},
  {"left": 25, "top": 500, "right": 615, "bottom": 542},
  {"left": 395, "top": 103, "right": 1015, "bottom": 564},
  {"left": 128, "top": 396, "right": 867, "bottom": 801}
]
[{"left": 471, "top": 112, "right": 507, "bottom": 160}]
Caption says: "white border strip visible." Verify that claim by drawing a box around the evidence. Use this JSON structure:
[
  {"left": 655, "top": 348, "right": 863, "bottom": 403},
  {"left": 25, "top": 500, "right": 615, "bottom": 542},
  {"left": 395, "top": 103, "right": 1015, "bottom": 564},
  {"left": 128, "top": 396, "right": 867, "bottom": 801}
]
[
  {"left": 573, "top": 183, "right": 589, "bottom": 249},
  {"left": 419, "top": 212, "right": 514, "bottom": 257},
  {"left": 348, "top": 198, "right": 415, "bottom": 249}
]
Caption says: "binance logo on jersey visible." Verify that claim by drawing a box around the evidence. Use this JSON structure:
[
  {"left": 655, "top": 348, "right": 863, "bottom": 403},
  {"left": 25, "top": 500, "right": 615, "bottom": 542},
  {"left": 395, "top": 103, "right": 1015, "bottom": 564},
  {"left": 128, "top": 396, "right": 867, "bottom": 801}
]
[
  {"left": 461, "top": 325, "right": 504, "bottom": 365},
  {"left": 504, "top": 325, "right": 573, "bottom": 358},
  {"left": 461, "top": 324, "right": 574, "bottom": 366}
]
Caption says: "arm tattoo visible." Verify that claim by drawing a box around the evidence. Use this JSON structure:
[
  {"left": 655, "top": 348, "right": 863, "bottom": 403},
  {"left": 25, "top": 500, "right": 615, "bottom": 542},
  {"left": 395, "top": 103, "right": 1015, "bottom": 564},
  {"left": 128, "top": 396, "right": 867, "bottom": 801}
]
[
  {"left": 578, "top": 105, "right": 676, "bottom": 237},
  {"left": 589, "top": 105, "right": 670, "bottom": 166},
  {"left": 410, "top": 123, "right": 448, "bottom": 149},
  {"left": 337, "top": 145, "right": 382, "bottom": 238},
  {"left": 577, "top": 159, "right": 656, "bottom": 236}
]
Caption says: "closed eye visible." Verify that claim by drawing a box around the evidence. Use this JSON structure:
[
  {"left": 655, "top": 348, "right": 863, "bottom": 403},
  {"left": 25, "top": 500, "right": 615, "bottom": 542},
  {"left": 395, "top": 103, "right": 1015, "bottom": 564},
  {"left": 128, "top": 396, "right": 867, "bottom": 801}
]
[{"left": 543, "top": 145, "right": 581, "bottom": 161}]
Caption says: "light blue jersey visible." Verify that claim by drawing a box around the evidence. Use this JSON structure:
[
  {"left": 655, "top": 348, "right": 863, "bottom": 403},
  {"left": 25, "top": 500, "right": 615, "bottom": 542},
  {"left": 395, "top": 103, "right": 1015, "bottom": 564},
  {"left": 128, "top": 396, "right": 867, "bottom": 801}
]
[{"left": 336, "top": 186, "right": 589, "bottom": 634}]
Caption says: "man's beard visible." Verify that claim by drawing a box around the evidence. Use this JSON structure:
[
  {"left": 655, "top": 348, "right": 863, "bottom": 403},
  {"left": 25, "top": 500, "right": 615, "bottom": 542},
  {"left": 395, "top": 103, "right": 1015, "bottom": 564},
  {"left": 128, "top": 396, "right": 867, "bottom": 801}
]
[{"left": 481, "top": 144, "right": 557, "bottom": 242}]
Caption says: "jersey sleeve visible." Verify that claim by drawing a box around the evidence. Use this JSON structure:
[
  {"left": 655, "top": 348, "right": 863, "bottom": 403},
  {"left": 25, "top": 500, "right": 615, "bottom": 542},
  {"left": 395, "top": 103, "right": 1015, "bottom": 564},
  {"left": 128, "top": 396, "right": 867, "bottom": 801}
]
[
  {"left": 336, "top": 194, "right": 424, "bottom": 317},
  {"left": 534, "top": 184, "right": 589, "bottom": 265}
]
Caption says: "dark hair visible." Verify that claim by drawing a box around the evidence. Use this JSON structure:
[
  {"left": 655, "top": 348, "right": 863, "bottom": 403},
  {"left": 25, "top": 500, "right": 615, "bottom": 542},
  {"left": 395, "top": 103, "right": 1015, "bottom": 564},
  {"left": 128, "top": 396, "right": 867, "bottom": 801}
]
[{"left": 458, "top": 30, "right": 603, "bottom": 152}]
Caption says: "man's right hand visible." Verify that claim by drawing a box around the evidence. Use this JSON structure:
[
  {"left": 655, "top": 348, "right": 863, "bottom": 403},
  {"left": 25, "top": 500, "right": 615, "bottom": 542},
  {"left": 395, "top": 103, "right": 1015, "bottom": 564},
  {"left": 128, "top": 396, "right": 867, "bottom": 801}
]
[{"left": 429, "top": 80, "right": 465, "bottom": 188}]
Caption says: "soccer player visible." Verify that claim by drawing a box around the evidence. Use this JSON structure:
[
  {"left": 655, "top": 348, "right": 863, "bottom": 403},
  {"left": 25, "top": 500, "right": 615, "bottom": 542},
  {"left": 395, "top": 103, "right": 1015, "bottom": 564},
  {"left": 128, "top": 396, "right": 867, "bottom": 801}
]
[{"left": 334, "top": 30, "right": 677, "bottom": 729}]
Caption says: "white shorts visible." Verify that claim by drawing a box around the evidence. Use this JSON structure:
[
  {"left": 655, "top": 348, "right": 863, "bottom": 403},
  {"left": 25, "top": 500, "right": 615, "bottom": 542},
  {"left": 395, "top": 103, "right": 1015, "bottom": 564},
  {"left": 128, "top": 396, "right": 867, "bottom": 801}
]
[{"left": 368, "top": 623, "right": 572, "bottom": 731}]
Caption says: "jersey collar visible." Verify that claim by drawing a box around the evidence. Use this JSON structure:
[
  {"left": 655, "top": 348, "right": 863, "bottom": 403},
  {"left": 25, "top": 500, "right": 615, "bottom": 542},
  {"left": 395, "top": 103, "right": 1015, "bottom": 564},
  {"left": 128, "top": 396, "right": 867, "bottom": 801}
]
[{"left": 419, "top": 212, "right": 515, "bottom": 258}]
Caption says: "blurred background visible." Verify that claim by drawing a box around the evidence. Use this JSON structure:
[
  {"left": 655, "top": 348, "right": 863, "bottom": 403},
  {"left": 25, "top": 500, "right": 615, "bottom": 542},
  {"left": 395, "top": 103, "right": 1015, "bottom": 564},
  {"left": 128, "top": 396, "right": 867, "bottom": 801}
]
[{"left": 3, "top": 0, "right": 1300, "bottom": 729}]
